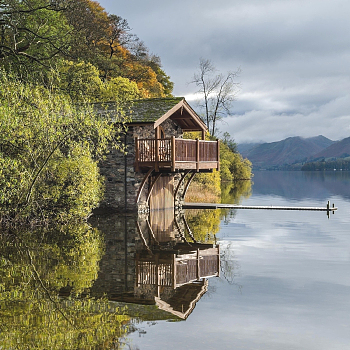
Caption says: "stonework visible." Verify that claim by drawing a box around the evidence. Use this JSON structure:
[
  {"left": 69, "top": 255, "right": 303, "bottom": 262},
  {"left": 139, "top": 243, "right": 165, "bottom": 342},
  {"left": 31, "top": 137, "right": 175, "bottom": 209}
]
[
  {"left": 98, "top": 119, "right": 185, "bottom": 212},
  {"left": 89, "top": 213, "right": 142, "bottom": 298}
]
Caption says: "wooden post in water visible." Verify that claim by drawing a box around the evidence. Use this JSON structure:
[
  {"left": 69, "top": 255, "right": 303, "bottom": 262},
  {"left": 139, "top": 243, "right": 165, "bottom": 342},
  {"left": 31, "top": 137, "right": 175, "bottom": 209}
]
[
  {"left": 327, "top": 201, "right": 336, "bottom": 218},
  {"left": 327, "top": 201, "right": 330, "bottom": 218}
]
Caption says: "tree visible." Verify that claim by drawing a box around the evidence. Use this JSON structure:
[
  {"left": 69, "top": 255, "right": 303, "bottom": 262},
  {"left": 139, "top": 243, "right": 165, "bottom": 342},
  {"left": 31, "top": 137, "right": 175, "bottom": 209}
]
[
  {"left": 0, "top": 72, "right": 127, "bottom": 224},
  {"left": 191, "top": 58, "right": 240, "bottom": 136},
  {"left": 0, "top": 0, "right": 71, "bottom": 72},
  {"left": 0, "top": 223, "right": 131, "bottom": 349},
  {"left": 1, "top": 0, "right": 174, "bottom": 97},
  {"left": 222, "top": 131, "right": 237, "bottom": 153},
  {"left": 48, "top": 59, "right": 141, "bottom": 102}
]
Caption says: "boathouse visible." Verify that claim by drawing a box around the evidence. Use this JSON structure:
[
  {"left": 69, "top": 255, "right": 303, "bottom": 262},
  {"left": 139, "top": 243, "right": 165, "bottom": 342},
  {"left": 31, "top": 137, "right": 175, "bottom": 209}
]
[
  {"left": 88, "top": 211, "right": 220, "bottom": 320},
  {"left": 97, "top": 97, "right": 220, "bottom": 212}
]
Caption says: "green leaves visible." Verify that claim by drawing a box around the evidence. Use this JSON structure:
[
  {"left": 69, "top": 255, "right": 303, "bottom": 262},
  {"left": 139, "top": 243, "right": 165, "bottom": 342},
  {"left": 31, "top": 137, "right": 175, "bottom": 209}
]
[
  {"left": 0, "top": 0, "right": 173, "bottom": 98},
  {"left": 220, "top": 140, "right": 252, "bottom": 181},
  {"left": 0, "top": 223, "right": 130, "bottom": 349},
  {"left": 0, "top": 0, "right": 71, "bottom": 72},
  {"left": 0, "top": 72, "right": 124, "bottom": 224}
]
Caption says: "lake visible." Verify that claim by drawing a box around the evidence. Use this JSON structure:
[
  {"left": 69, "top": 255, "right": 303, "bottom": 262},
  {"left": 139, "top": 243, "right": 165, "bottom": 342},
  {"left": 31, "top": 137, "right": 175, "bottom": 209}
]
[
  {"left": 121, "top": 171, "right": 350, "bottom": 350},
  {"left": 1, "top": 171, "right": 350, "bottom": 349}
]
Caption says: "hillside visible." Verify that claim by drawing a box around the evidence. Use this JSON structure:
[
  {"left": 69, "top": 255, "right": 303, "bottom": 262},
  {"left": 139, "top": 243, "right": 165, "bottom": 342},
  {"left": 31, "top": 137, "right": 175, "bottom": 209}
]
[
  {"left": 237, "top": 143, "right": 261, "bottom": 154},
  {"left": 239, "top": 135, "right": 334, "bottom": 169},
  {"left": 310, "top": 136, "right": 350, "bottom": 159}
]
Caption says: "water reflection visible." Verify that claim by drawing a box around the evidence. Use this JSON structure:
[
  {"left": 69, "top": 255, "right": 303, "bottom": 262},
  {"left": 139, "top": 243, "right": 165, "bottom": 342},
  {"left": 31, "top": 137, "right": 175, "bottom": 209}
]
[
  {"left": 0, "top": 223, "right": 129, "bottom": 349},
  {"left": 89, "top": 210, "right": 220, "bottom": 320},
  {"left": 0, "top": 210, "right": 220, "bottom": 348},
  {"left": 252, "top": 170, "right": 350, "bottom": 200}
]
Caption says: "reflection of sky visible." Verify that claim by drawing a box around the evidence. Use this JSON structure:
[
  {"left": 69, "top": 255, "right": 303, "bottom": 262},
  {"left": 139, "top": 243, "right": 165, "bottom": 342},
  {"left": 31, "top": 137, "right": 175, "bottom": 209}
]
[
  {"left": 124, "top": 172, "right": 350, "bottom": 350},
  {"left": 252, "top": 170, "right": 350, "bottom": 200}
]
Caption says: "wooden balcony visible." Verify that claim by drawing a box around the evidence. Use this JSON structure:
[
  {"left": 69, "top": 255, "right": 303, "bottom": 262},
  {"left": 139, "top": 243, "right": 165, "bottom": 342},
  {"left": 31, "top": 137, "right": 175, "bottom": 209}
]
[
  {"left": 135, "top": 136, "right": 220, "bottom": 172},
  {"left": 136, "top": 246, "right": 220, "bottom": 288}
]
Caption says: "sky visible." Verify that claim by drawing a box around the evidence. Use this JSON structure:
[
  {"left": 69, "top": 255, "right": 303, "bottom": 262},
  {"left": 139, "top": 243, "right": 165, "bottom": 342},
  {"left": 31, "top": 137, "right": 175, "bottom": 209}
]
[{"left": 98, "top": 0, "right": 350, "bottom": 143}]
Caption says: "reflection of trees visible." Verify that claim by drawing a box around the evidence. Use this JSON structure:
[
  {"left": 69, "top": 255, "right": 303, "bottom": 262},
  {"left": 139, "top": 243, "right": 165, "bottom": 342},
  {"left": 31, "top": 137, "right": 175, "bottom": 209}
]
[
  {"left": 185, "top": 209, "right": 221, "bottom": 243},
  {"left": 0, "top": 222, "right": 130, "bottom": 349},
  {"left": 219, "top": 243, "right": 241, "bottom": 289},
  {"left": 220, "top": 180, "right": 252, "bottom": 223},
  {"left": 221, "top": 180, "right": 252, "bottom": 204},
  {"left": 185, "top": 180, "right": 252, "bottom": 239},
  {"left": 184, "top": 181, "right": 250, "bottom": 290}
]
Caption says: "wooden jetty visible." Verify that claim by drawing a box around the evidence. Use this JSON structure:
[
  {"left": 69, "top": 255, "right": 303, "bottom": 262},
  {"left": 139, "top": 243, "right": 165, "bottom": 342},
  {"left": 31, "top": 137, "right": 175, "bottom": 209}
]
[{"left": 183, "top": 201, "right": 337, "bottom": 216}]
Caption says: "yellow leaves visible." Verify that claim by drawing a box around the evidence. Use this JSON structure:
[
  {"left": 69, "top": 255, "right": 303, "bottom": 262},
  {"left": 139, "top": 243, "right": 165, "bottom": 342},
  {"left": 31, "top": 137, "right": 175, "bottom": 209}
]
[
  {"left": 0, "top": 73, "right": 122, "bottom": 223},
  {"left": 100, "top": 76, "right": 141, "bottom": 102},
  {"left": 134, "top": 65, "right": 165, "bottom": 98},
  {"left": 220, "top": 141, "right": 252, "bottom": 181},
  {"left": 185, "top": 209, "right": 220, "bottom": 242},
  {"left": 0, "top": 222, "right": 131, "bottom": 349}
]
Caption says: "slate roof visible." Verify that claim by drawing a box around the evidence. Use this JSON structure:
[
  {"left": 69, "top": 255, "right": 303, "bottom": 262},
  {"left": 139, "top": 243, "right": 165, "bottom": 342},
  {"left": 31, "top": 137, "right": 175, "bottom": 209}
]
[
  {"left": 126, "top": 97, "right": 184, "bottom": 123},
  {"left": 93, "top": 97, "right": 207, "bottom": 131}
]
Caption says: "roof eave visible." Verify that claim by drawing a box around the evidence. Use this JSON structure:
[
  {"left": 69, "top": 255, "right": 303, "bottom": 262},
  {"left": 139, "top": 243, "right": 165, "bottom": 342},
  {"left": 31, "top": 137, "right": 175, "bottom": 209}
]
[{"left": 153, "top": 99, "right": 207, "bottom": 131}]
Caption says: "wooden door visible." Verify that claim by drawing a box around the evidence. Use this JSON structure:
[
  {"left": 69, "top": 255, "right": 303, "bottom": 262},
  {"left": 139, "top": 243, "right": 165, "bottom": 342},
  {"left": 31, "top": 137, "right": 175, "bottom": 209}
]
[{"left": 149, "top": 175, "right": 174, "bottom": 211}]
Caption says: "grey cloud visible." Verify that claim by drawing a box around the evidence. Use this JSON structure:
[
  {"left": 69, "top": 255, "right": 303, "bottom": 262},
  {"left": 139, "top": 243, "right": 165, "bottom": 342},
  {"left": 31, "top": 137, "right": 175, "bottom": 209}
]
[{"left": 99, "top": 0, "right": 350, "bottom": 142}]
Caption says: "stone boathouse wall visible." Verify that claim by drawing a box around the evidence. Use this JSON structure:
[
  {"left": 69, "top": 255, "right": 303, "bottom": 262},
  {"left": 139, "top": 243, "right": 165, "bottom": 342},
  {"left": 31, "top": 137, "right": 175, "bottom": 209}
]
[{"left": 98, "top": 119, "right": 185, "bottom": 212}]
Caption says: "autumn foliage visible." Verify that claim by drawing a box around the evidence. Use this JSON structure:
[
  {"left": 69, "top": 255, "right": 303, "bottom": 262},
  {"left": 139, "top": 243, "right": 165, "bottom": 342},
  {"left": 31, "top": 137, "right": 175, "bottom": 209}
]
[{"left": 0, "top": 0, "right": 173, "bottom": 99}]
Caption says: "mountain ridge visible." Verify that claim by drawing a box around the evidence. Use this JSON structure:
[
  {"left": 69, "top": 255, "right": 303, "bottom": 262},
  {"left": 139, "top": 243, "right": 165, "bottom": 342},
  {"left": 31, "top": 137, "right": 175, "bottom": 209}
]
[{"left": 238, "top": 135, "right": 341, "bottom": 169}]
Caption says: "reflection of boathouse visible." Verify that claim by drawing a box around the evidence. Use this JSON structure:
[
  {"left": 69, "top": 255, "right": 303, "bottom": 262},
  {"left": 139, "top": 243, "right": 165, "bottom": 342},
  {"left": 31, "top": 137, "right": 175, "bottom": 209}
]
[
  {"left": 89, "top": 211, "right": 220, "bottom": 320},
  {"left": 97, "top": 98, "right": 219, "bottom": 212},
  {"left": 136, "top": 245, "right": 219, "bottom": 319}
]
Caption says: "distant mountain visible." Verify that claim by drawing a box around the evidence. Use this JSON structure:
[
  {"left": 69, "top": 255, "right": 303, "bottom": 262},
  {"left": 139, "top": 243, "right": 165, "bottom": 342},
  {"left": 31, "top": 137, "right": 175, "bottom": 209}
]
[
  {"left": 239, "top": 135, "right": 335, "bottom": 169},
  {"left": 237, "top": 142, "right": 261, "bottom": 154},
  {"left": 310, "top": 136, "right": 350, "bottom": 159}
]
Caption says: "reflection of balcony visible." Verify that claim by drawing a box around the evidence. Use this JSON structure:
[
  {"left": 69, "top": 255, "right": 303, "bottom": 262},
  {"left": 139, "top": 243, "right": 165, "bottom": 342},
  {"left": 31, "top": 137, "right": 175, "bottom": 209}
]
[
  {"left": 134, "top": 245, "right": 219, "bottom": 319},
  {"left": 135, "top": 137, "right": 220, "bottom": 172},
  {"left": 134, "top": 211, "right": 220, "bottom": 319},
  {"left": 89, "top": 211, "right": 220, "bottom": 320},
  {"left": 136, "top": 246, "right": 220, "bottom": 289}
]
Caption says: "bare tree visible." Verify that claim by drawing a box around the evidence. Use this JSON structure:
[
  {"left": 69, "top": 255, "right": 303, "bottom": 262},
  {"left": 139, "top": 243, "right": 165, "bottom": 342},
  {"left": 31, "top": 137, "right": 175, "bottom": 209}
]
[{"left": 191, "top": 58, "right": 240, "bottom": 137}]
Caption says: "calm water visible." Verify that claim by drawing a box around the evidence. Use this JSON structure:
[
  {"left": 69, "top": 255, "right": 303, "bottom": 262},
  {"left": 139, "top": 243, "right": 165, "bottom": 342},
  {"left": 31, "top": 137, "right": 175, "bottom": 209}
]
[
  {"left": 123, "top": 171, "right": 350, "bottom": 350},
  {"left": 1, "top": 171, "right": 350, "bottom": 349}
]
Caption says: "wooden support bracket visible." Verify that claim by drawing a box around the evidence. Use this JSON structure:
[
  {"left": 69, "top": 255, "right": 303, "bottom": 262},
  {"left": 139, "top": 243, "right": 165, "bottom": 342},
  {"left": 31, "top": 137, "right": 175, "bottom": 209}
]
[
  {"left": 135, "top": 167, "right": 154, "bottom": 204},
  {"left": 183, "top": 171, "right": 197, "bottom": 200},
  {"left": 146, "top": 173, "right": 162, "bottom": 204},
  {"left": 174, "top": 170, "right": 191, "bottom": 205}
]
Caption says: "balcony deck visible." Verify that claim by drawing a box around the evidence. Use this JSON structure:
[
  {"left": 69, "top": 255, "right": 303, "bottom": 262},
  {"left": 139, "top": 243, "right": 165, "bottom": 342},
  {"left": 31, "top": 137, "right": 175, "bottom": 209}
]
[{"left": 135, "top": 137, "right": 220, "bottom": 172}]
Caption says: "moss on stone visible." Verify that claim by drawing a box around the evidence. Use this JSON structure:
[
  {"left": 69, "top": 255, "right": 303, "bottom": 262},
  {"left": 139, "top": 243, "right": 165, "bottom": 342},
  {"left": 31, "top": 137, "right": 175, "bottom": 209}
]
[
  {"left": 93, "top": 97, "right": 184, "bottom": 124},
  {"left": 127, "top": 97, "right": 184, "bottom": 123}
]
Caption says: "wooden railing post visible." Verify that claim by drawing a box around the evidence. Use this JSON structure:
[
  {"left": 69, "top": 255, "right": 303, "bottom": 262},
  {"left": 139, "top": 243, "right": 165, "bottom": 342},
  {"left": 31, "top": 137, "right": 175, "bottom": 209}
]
[
  {"left": 196, "top": 138, "right": 199, "bottom": 171},
  {"left": 155, "top": 137, "right": 159, "bottom": 172},
  {"left": 171, "top": 136, "right": 176, "bottom": 172},
  {"left": 135, "top": 137, "right": 139, "bottom": 172},
  {"left": 216, "top": 139, "right": 220, "bottom": 171},
  {"left": 196, "top": 248, "right": 200, "bottom": 280},
  {"left": 172, "top": 254, "right": 176, "bottom": 289}
]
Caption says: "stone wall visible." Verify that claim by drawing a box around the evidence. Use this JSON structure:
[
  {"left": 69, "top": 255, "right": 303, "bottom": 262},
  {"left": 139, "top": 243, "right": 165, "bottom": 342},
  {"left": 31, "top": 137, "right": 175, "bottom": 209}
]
[
  {"left": 89, "top": 213, "right": 142, "bottom": 298},
  {"left": 98, "top": 119, "right": 185, "bottom": 212}
]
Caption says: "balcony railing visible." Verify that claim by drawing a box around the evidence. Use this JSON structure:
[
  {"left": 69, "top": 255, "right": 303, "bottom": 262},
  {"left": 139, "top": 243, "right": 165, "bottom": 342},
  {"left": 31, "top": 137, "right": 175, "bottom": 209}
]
[
  {"left": 135, "top": 137, "right": 220, "bottom": 172},
  {"left": 136, "top": 247, "right": 220, "bottom": 288}
]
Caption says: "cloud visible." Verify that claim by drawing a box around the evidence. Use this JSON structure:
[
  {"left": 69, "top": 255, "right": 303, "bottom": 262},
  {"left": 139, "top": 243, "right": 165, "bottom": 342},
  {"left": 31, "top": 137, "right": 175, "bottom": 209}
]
[
  {"left": 99, "top": 0, "right": 350, "bottom": 143},
  {"left": 223, "top": 93, "right": 350, "bottom": 143}
]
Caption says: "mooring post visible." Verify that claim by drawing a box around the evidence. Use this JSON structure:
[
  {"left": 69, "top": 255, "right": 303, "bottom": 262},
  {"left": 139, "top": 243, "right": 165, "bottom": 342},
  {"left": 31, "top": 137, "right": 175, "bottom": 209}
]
[{"left": 327, "top": 201, "right": 330, "bottom": 218}]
